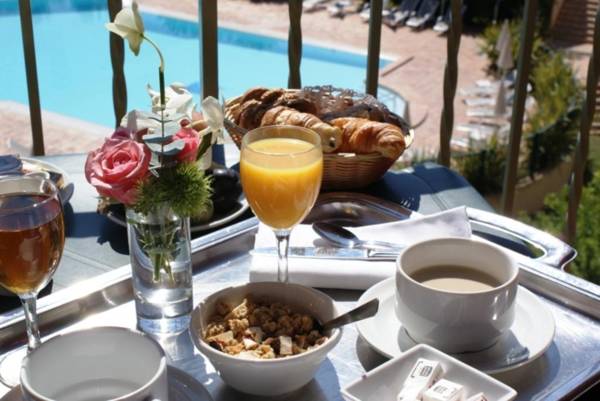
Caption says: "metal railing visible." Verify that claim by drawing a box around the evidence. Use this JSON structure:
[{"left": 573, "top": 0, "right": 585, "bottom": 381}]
[{"left": 15, "top": 0, "right": 600, "bottom": 246}]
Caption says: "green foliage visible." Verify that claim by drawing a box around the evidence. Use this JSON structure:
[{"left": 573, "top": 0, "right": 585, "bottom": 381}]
[
  {"left": 454, "top": 135, "right": 507, "bottom": 195},
  {"left": 528, "top": 52, "right": 581, "bottom": 131},
  {"left": 526, "top": 52, "right": 581, "bottom": 176},
  {"left": 479, "top": 19, "right": 546, "bottom": 74},
  {"left": 135, "top": 163, "right": 212, "bottom": 217},
  {"left": 520, "top": 171, "right": 600, "bottom": 285}
]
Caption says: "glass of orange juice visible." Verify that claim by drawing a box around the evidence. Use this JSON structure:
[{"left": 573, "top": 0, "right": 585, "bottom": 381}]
[{"left": 240, "top": 125, "right": 323, "bottom": 283}]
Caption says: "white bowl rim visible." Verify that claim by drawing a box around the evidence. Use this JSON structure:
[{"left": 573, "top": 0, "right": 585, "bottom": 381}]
[
  {"left": 20, "top": 326, "right": 167, "bottom": 401},
  {"left": 191, "top": 282, "right": 343, "bottom": 365},
  {"left": 396, "top": 237, "right": 519, "bottom": 296}
]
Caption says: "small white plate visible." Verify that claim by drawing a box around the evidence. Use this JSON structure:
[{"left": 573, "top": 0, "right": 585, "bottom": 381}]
[
  {"left": 0, "top": 366, "right": 212, "bottom": 401},
  {"left": 342, "top": 344, "right": 517, "bottom": 401},
  {"left": 356, "top": 278, "right": 555, "bottom": 374}
]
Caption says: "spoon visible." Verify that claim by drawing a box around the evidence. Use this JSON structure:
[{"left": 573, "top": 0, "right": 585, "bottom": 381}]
[
  {"left": 312, "top": 222, "right": 405, "bottom": 252},
  {"left": 321, "top": 299, "right": 380, "bottom": 332}
]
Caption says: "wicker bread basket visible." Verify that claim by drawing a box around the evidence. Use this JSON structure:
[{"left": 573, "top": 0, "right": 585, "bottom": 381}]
[{"left": 224, "top": 88, "right": 414, "bottom": 190}]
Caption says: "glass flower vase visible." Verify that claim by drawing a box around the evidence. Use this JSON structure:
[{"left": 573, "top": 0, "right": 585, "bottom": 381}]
[{"left": 126, "top": 206, "right": 193, "bottom": 334}]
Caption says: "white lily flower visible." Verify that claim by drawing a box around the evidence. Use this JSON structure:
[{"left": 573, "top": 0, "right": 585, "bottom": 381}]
[
  {"left": 147, "top": 83, "right": 196, "bottom": 119},
  {"left": 201, "top": 96, "right": 225, "bottom": 144},
  {"left": 105, "top": 1, "right": 144, "bottom": 56}
]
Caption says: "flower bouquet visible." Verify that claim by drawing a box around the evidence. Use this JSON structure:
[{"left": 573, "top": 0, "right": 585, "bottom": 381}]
[{"left": 85, "top": 1, "right": 223, "bottom": 333}]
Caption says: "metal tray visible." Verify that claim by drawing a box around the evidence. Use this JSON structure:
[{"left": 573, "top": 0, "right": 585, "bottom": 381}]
[{"left": 1, "top": 194, "right": 599, "bottom": 401}]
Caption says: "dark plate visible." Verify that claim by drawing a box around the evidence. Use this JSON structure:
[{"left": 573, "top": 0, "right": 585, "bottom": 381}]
[{"left": 104, "top": 193, "right": 249, "bottom": 233}]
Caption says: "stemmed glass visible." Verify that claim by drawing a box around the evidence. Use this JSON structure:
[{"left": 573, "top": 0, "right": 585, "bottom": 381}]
[
  {"left": 240, "top": 125, "right": 323, "bottom": 283},
  {"left": 0, "top": 175, "right": 65, "bottom": 386}
]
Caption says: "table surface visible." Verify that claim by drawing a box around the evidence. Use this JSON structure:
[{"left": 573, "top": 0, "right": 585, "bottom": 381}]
[{"left": 0, "top": 152, "right": 499, "bottom": 310}]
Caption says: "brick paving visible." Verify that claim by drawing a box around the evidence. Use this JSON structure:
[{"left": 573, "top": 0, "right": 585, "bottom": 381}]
[{"left": 1, "top": 0, "right": 493, "bottom": 158}]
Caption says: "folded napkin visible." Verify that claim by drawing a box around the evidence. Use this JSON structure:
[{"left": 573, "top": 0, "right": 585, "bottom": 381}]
[{"left": 249, "top": 207, "right": 472, "bottom": 290}]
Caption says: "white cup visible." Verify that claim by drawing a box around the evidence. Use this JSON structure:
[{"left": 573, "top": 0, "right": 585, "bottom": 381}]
[
  {"left": 20, "top": 327, "right": 168, "bottom": 401},
  {"left": 395, "top": 237, "right": 519, "bottom": 353}
]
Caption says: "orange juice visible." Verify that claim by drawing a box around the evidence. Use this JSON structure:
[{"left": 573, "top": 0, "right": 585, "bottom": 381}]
[{"left": 240, "top": 138, "right": 323, "bottom": 230}]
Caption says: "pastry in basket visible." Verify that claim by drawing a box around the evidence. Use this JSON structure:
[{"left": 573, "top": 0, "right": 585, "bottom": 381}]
[
  {"left": 261, "top": 106, "right": 342, "bottom": 153},
  {"left": 331, "top": 117, "right": 407, "bottom": 160}
]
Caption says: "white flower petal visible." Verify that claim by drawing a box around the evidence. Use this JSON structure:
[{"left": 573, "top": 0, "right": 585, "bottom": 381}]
[
  {"left": 105, "top": 22, "right": 132, "bottom": 38},
  {"left": 125, "top": 32, "right": 143, "bottom": 55},
  {"left": 131, "top": 2, "right": 145, "bottom": 34},
  {"left": 202, "top": 96, "right": 224, "bottom": 132},
  {"left": 114, "top": 8, "right": 138, "bottom": 32}
]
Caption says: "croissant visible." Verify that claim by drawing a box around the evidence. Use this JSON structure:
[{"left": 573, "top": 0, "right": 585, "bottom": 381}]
[
  {"left": 261, "top": 106, "right": 342, "bottom": 153},
  {"left": 238, "top": 100, "right": 271, "bottom": 129},
  {"left": 331, "top": 117, "right": 406, "bottom": 159},
  {"left": 239, "top": 87, "right": 270, "bottom": 104}
]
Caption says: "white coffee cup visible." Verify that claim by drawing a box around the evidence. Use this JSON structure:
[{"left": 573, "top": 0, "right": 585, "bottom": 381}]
[
  {"left": 20, "top": 327, "right": 168, "bottom": 401},
  {"left": 395, "top": 237, "right": 518, "bottom": 353}
]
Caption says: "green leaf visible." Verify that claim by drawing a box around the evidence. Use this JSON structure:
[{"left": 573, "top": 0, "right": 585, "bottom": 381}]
[
  {"left": 143, "top": 132, "right": 174, "bottom": 144},
  {"left": 146, "top": 140, "right": 185, "bottom": 156},
  {"left": 196, "top": 132, "right": 213, "bottom": 161}
]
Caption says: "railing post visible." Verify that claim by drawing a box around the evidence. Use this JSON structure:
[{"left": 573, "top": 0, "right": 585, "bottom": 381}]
[
  {"left": 199, "top": 0, "right": 218, "bottom": 98},
  {"left": 18, "top": 0, "right": 44, "bottom": 156},
  {"left": 501, "top": 0, "right": 538, "bottom": 215},
  {"left": 198, "top": 0, "right": 224, "bottom": 164},
  {"left": 288, "top": 0, "right": 302, "bottom": 89},
  {"left": 366, "top": 0, "right": 383, "bottom": 97},
  {"left": 438, "top": 0, "right": 462, "bottom": 167},
  {"left": 108, "top": 0, "right": 127, "bottom": 129},
  {"left": 566, "top": 6, "right": 600, "bottom": 244}
]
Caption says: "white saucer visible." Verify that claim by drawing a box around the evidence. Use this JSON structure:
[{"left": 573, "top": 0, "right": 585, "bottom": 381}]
[
  {"left": 356, "top": 278, "right": 555, "bottom": 374},
  {"left": 0, "top": 365, "right": 212, "bottom": 401}
]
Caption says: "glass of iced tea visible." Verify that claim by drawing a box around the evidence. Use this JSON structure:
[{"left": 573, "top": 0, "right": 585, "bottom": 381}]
[
  {"left": 240, "top": 125, "right": 323, "bottom": 283},
  {"left": 0, "top": 175, "right": 65, "bottom": 385}
]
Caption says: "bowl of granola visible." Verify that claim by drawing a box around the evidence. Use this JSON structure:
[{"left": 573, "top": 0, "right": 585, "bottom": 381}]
[{"left": 190, "top": 282, "right": 342, "bottom": 396}]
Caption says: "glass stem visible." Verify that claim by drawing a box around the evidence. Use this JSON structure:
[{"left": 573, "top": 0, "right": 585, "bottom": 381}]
[
  {"left": 20, "top": 294, "right": 41, "bottom": 352},
  {"left": 275, "top": 230, "right": 291, "bottom": 283}
]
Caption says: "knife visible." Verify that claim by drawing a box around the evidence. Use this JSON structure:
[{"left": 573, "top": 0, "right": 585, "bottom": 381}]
[{"left": 250, "top": 246, "right": 400, "bottom": 261}]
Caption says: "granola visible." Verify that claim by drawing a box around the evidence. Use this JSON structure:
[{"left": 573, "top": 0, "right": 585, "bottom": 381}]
[{"left": 203, "top": 297, "right": 328, "bottom": 359}]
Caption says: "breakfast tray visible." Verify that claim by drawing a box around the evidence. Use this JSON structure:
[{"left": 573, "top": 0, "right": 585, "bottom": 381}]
[{"left": 1, "top": 193, "right": 599, "bottom": 401}]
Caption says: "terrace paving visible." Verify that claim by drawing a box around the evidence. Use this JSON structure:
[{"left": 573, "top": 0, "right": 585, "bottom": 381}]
[{"left": 0, "top": 0, "right": 490, "bottom": 158}]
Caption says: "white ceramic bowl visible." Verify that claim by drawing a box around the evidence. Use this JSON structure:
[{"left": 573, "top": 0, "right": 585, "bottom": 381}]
[
  {"left": 20, "top": 327, "right": 168, "bottom": 401},
  {"left": 190, "top": 282, "right": 342, "bottom": 396}
]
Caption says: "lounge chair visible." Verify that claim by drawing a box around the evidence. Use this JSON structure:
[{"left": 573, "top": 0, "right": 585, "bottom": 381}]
[
  {"left": 303, "top": 0, "right": 329, "bottom": 13},
  {"left": 395, "top": 0, "right": 422, "bottom": 26},
  {"left": 433, "top": 0, "right": 450, "bottom": 33},
  {"left": 406, "top": 0, "right": 439, "bottom": 29},
  {"left": 327, "top": 1, "right": 352, "bottom": 18}
]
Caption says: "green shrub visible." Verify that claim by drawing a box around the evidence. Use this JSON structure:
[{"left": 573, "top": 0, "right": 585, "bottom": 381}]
[
  {"left": 528, "top": 52, "right": 581, "bottom": 131},
  {"left": 455, "top": 135, "right": 507, "bottom": 195},
  {"left": 521, "top": 170, "right": 600, "bottom": 285},
  {"left": 479, "top": 19, "right": 546, "bottom": 74}
]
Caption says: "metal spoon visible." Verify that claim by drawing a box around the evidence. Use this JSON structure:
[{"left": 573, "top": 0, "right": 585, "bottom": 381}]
[
  {"left": 312, "top": 222, "right": 405, "bottom": 252},
  {"left": 321, "top": 299, "right": 380, "bottom": 332}
]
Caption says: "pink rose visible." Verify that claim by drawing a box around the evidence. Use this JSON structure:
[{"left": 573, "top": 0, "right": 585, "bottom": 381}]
[
  {"left": 85, "top": 138, "right": 151, "bottom": 205},
  {"left": 173, "top": 127, "right": 200, "bottom": 163}
]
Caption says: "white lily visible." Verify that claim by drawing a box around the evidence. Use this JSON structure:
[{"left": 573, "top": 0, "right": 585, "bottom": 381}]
[
  {"left": 147, "top": 83, "right": 196, "bottom": 119},
  {"left": 201, "top": 96, "right": 225, "bottom": 145},
  {"left": 105, "top": 1, "right": 164, "bottom": 71}
]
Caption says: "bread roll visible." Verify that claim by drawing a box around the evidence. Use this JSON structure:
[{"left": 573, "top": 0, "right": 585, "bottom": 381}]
[
  {"left": 331, "top": 117, "right": 406, "bottom": 159},
  {"left": 261, "top": 106, "right": 342, "bottom": 153}
]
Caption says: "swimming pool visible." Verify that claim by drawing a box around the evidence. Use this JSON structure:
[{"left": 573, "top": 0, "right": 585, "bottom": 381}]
[{"left": 0, "top": 0, "right": 392, "bottom": 127}]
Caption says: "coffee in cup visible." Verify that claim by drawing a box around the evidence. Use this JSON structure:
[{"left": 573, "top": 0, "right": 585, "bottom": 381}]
[{"left": 395, "top": 238, "right": 518, "bottom": 353}]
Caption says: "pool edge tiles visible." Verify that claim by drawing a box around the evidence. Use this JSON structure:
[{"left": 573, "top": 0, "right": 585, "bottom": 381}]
[{"left": 140, "top": 11, "right": 392, "bottom": 69}]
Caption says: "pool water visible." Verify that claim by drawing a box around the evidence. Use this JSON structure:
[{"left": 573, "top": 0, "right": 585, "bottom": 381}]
[{"left": 0, "top": 0, "right": 391, "bottom": 127}]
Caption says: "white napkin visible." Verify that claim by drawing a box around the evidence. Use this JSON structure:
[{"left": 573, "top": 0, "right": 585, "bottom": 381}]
[{"left": 249, "top": 207, "right": 472, "bottom": 290}]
